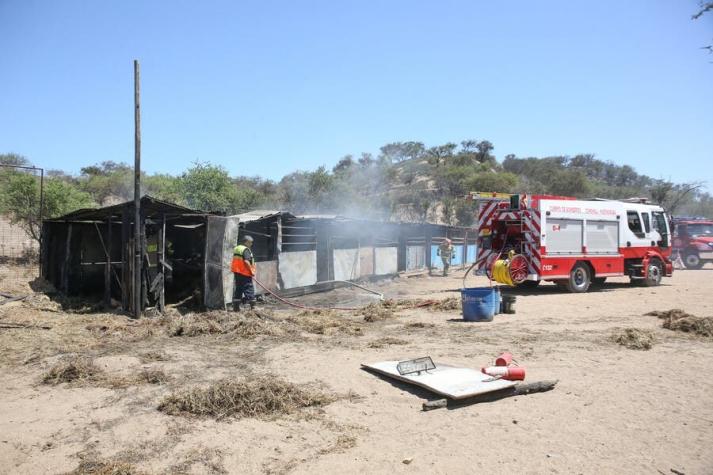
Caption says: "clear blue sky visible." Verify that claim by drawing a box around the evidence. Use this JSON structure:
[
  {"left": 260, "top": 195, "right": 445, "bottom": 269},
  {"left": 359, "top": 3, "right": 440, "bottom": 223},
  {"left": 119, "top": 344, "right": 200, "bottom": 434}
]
[{"left": 1, "top": 0, "right": 712, "bottom": 189}]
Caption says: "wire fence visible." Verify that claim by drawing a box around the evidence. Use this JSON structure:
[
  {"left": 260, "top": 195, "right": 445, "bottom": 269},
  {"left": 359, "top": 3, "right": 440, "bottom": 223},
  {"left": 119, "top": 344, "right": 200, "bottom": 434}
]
[{"left": 0, "top": 164, "right": 44, "bottom": 295}]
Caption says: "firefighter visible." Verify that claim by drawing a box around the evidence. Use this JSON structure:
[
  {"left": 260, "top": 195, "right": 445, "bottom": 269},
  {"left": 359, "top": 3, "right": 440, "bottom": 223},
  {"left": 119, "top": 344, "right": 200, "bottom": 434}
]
[
  {"left": 231, "top": 235, "right": 256, "bottom": 311},
  {"left": 437, "top": 238, "right": 455, "bottom": 276}
]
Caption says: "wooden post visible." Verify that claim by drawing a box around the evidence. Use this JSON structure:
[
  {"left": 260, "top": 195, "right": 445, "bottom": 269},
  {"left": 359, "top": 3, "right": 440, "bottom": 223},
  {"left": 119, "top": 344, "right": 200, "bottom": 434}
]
[
  {"left": 62, "top": 224, "right": 73, "bottom": 294},
  {"left": 158, "top": 213, "right": 165, "bottom": 312},
  {"left": 121, "top": 204, "right": 130, "bottom": 312},
  {"left": 133, "top": 59, "right": 141, "bottom": 318},
  {"left": 275, "top": 215, "right": 283, "bottom": 291},
  {"left": 104, "top": 217, "right": 112, "bottom": 306},
  {"left": 462, "top": 230, "right": 468, "bottom": 269},
  {"left": 425, "top": 226, "right": 432, "bottom": 273}
]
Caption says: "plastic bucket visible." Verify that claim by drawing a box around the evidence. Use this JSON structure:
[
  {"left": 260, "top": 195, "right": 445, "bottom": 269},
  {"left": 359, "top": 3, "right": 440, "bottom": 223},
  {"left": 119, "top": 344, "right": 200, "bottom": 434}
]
[
  {"left": 501, "top": 294, "right": 517, "bottom": 314},
  {"left": 461, "top": 287, "right": 500, "bottom": 322}
]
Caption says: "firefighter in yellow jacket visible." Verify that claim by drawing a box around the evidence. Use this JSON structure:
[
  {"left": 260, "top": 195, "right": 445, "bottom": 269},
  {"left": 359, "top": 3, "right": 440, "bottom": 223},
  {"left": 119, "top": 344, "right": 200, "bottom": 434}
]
[{"left": 231, "top": 235, "right": 256, "bottom": 311}]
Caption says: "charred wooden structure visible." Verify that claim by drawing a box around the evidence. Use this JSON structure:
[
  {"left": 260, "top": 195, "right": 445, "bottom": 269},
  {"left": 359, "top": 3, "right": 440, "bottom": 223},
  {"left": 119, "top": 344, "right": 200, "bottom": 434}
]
[
  {"left": 234, "top": 211, "right": 478, "bottom": 296},
  {"left": 41, "top": 196, "right": 237, "bottom": 313}
]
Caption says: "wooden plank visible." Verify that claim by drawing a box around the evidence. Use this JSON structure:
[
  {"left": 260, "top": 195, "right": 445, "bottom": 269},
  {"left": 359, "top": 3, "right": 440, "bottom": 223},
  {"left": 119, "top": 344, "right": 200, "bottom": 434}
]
[
  {"left": 62, "top": 224, "right": 72, "bottom": 294},
  {"left": 158, "top": 213, "right": 165, "bottom": 312},
  {"left": 104, "top": 217, "right": 112, "bottom": 306},
  {"left": 362, "top": 360, "right": 516, "bottom": 400},
  {"left": 121, "top": 204, "right": 130, "bottom": 311}
]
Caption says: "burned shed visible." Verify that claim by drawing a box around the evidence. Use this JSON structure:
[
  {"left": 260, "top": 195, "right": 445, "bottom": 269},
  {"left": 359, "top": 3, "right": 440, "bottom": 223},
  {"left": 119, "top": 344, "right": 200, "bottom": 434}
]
[
  {"left": 233, "top": 211, "right": 477, "bottom": 296},
  {"left": 41, "top": 196, "right": 238, "bottom": 312}
]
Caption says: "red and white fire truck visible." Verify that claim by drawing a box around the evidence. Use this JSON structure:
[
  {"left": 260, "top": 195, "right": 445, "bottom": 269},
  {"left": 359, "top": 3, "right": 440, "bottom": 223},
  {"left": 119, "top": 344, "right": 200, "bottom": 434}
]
[
  {"left": 471, "top": 193, "right": 674, "bottom": 292},
  {"left": 672, "top": 217, "right": 713, "bottom": 269}
]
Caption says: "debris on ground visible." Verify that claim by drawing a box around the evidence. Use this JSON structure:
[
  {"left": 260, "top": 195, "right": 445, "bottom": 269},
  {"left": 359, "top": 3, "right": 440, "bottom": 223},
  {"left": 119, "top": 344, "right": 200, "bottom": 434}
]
[
  {"left": 288, "top": 309, "right": 363, "bottom": 336},
  {"left": 138, "top": 350, "right": 170, "bottom": 363},
  {"left": 421, "top": 380, "right": 559, "bottom": 411},
  {"left": 318, "top": 435, "right": 358, "bottom": 455},
  {"left": 646, "top": 309, "right": 713, "bottom": 338},
  {"left": 42, "top": 356, "right": 104, "bottom": 385},
  {"left": 405, "top": 322, "right": 435, "bottom": 329},
  {"left": 380, "top": 298, "right": 460, "bottom": 311},
  {"left": 664, "top": 315, "right": 713, "bottom": 337},
  {"left": 169, "top": 311, "right": 281, "bottom": 338},
  {"left": 611, "top": 328, "right": 656, "bottom": 350},
  {"left": 645, "top": 309, "right": 691, "bottom": 320},
  {"left": 158, "top": 375, "right": 335, "bottom": 419},
  {"left": 69, "top": 457, "right": 141, "bottom": 475},
  {"left": 367, "top": 337, "right": 408, "bottom": 348},
  {"left": 137, "top": 368, "right": 170, "bottom": 385},
  {"left": 359, "top": 302, "right": 395, "bottom": 322},
  {"left": 428, "top": 297, "right": 460, "bottom": 311}
]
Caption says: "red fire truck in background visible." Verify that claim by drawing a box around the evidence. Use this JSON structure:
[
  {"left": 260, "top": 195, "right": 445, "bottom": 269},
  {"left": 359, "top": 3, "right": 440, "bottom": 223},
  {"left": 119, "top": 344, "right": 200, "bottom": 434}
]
[
  {"left": 470, "top": 193, "right": 674, "bottom": 292},
  {"left": 672, "top": 217, "right": 713, "bottom": 269}
]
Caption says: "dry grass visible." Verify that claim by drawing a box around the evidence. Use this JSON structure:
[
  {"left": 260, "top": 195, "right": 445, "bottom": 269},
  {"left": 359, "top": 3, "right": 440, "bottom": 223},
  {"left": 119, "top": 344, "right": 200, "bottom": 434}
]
[
  {"left": 68, "top": 458, "right": 142, "bottom": 475},
  {"left": 611, "top": 328, "right": 656, "bottom": 350},
  {"left": 405, "top": 322, "right": 435, "bottom": 329},
  {"left": 319, "top": 435, "right": 358, "bottom": 455},
  {"left": 664, "top": 316, "right": 713, "bottom": 337},
  {"left": 646, "top": 309, "right": 713, "bottom": 338},
  {"left": 645, "top": 309, "right": 692, "bottom": 320},
  {"left": 367, "top": 337, "right": 408, "bottom": 348},
  {"left": 158, "top": 375, "right": 336, "bottom": 420},
  {"left": 167, "top": 447, "right": 227, "bottom": 474},
  {"left": 169, "top": 310, "right": 282, "bottom": 338},
  {"left": 138, "top": 350, "right": 169, "bottom": 363},
  {"left": 137, "top": 368, "right": 170, "bottom": 385},
  {"left": 287, "top": 309, "right": 363, "bottom": 336},
  {"left": 429, "top": 297, "right": 461, "bottom": 311},
  {"left": 42, "top": 356, "right": 104, "bottom": 385},
  {"left": 42, "top": 355, "right": 169, "bottom": 388},
  {"left": 359, "top": 302, "right": 395, "bottom": 322},
  {"left": 381, "top": 297, "right": 460, "bottom": 312}
]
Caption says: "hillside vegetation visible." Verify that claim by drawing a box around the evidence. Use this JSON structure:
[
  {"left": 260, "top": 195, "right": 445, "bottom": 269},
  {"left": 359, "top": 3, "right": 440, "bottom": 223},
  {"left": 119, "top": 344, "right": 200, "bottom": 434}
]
[{"left": 1, "top": 141, "right": 710, "bottom": 241}]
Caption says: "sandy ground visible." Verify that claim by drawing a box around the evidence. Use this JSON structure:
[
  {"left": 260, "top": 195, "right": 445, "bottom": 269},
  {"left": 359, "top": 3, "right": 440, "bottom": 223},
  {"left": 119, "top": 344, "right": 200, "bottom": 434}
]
[{"left": 0, "top": 268, "right": 712, "bottom": 474}]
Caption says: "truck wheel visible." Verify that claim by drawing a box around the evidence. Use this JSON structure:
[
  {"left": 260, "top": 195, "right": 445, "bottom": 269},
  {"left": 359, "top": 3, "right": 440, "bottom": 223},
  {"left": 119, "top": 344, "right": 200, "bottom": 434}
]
[
  {"left": 684, "top": 252, "right": 704, "bottom": 270},
  {"left": 642, "top": 259, "right": 663, "bottom": 286},
  {"left": 566, "top": 263, "right": 591, "bottom": 293}
]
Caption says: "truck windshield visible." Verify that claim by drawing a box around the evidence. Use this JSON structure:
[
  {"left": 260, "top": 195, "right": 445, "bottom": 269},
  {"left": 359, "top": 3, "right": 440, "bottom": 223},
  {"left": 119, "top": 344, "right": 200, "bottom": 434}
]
[{"left": 688, "top": 223, "right": 713, "bottom": 237}]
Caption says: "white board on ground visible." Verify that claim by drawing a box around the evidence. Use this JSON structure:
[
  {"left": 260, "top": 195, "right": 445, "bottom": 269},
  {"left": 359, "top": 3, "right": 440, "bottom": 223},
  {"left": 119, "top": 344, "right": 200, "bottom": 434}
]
[{"left": 362, "top": 360, "right": 517, "bottom": 399}]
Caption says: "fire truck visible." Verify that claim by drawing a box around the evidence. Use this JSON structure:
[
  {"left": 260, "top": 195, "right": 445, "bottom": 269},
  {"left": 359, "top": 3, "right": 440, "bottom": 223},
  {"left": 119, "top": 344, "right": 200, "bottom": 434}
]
[
  {"left": 672, "top": 217, "right": 713, "bottom": 269},
  {"left": 470, "top": 193, "right": 674, "bottom": 292}
]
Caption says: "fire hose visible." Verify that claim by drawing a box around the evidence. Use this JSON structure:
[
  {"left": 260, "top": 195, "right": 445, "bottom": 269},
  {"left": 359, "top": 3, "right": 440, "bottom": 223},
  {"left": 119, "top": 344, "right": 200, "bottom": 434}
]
[
  {"left": 251, "top": 275, "right": 383, "bottom": 311},
  {"left": 490, "top": 250, "right": 529, "bottom": 286}
]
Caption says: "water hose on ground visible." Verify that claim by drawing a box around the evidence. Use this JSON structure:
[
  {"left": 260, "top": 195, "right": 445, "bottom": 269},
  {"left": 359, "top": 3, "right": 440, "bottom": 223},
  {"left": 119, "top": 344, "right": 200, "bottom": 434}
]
[{"left": 251, "top": 275, "right": 383, "bottom": 312}]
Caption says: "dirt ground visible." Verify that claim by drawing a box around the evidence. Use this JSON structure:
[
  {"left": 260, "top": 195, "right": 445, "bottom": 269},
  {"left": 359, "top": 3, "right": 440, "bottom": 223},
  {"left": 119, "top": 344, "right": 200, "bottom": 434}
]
[{"left": 1, "top": 268, "right": 712, "bottom": 474}]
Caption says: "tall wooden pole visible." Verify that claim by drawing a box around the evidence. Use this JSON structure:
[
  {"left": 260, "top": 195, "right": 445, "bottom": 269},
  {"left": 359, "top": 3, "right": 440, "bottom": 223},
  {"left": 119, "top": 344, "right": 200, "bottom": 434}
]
[{"left": 133, "top": 60, "right": 142, "bottom": 318}]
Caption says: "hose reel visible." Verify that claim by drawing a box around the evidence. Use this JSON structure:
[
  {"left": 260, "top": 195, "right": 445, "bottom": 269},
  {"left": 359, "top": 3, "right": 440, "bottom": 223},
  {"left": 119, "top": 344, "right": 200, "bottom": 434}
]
[{"left": 490, "top": 250, "right": 529, "bottom": 286}]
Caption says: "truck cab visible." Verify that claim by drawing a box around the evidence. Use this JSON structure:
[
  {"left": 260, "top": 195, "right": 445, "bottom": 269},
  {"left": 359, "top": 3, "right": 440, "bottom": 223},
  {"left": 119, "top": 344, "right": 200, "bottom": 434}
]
[
  {"left": 621, "top": 203, "right": 673, "bottom": 284},
  {"left": 673, "top": 218, "right": 713, "bottom": 269}
]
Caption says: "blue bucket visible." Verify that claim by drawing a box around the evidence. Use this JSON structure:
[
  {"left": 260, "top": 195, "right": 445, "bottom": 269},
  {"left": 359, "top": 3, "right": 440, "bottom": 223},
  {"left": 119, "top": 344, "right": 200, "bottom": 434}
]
[{"left": 460, "top": 287, "right": 500, "bottom": 322}]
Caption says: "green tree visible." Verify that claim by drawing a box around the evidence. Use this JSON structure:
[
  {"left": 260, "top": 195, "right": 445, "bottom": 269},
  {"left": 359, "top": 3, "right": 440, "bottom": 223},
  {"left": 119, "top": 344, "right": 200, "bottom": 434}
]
[
  {"left": 178, "top": 161, "right": 237, "bottom": 213},
  {"left": 454, "top": 200, "right": 476, "bottom": 226},
  {"left": 77, "top": 161, "right": 133, "bottom": 204},
  {"left": 143, "top": 173, "right": 184, "bottom": 204},
  {"left": 1, "top": 173, "right": 95, "bottom": 242},
  {"left": 0, "top": 153, "right": 30, "bottom": 167},
  {"left": 463, "top": 172, "right": 518, "bottom": 194}
]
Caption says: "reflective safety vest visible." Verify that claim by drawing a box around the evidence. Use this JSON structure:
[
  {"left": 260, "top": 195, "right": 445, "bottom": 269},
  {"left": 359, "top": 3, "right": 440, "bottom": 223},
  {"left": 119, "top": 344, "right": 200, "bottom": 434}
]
[
  {"left": 438, "top": 243, "right": 454, "bottom": 259},
  {"left": 231, "top": 244, "right": 256, "bottom": 276}
]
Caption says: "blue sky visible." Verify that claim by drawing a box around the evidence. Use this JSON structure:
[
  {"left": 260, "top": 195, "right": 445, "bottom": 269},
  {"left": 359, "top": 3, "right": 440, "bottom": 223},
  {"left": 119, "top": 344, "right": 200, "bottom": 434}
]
[{"left": 1, "top": 0, "right": 712, "bottom": 189}]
